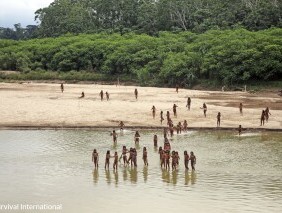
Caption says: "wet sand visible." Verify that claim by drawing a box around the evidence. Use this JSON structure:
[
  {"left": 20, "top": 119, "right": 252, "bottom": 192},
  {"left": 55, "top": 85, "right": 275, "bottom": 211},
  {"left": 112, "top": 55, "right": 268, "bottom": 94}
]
[{"left": 0, "top": 82, "right": 281, "bottom": 130}]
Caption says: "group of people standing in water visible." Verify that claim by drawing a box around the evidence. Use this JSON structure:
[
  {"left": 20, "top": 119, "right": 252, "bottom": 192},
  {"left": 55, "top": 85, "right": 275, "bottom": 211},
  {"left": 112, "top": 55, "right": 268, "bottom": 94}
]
[{"left": 92, "top": 129, "right": 196, "bottom": 172}]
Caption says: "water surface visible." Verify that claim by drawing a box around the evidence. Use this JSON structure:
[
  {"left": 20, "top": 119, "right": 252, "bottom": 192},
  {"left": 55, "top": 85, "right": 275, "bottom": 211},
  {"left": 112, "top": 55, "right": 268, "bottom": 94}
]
[{"left": 0, "top": 130, "right": 281, "bottom": 213}]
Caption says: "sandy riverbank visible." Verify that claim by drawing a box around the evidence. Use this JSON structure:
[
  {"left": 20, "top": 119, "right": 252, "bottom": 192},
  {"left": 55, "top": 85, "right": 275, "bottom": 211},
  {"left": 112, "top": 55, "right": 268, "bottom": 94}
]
[{"left": 0, "top": 82, "right": 281, "bottom": 130}]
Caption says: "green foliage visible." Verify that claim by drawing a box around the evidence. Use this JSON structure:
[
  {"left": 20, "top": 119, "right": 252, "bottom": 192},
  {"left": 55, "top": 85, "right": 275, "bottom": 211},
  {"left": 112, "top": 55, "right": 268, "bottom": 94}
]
[{"left": 0, "top": 28, "right": 281, "bottom": 86}]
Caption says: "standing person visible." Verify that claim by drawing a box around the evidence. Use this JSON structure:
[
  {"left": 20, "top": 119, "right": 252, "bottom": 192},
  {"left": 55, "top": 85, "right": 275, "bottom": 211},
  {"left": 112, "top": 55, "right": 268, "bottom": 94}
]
[
  {"left": 79, "top": 91, "right": 85, "bottom": 98},
  {"left": 176, "top": 122, "right": 182, "bottom": 134},
  {"left": 60, "top": 83, "right": 64, "bottom": 93},
  {"left": 186, "top": 97, "right": 191, "bottom": 110},
  {"left": 202, "top": 103, "right": 207, "bottom": 117},
  {"left": 190, "top": 151, "right": 196, "bottom": 171},
  {"left": 134, "top": 88, "right": 138, "bottom": 100},
  {"left": 132, "top": 148, "right": 137, "bottom": 167},
  {"left": 106, "top": 91, "right": 110, "bottom": 101},
  {"left": 260, "top": 110, "right": 265, "bottom": 126},
  {"left": 92, "top": 149, "right": 99, "bottom": 169},
  {"left": 238, "top": 125, "right": 242, "bottom": 136},
  {"left": 100, "top": 90, "right": 104, "bottom": 101},
  {"left": 166, "top": 111, "right": 170, "bottom": 122},
  {"left": 163, "top": 127, "right": 168, "bottom": 139},
  {"left": 265, "top": 107, "right": 271, "bottom": 122},
  {"left": 153, "top": 134, "right": 158, "bottom": 147},
  {"left": 160, "top": 111, "right": 164, "bottom": 124},
  {"left": 121, "top": 146, "right": 128, "bottom": 166},
  {"left": 134, "top": 131, "right": 140, "bottom": 144},
  {"left": 105, "top": 150, "right": 111, "bottom": 169},
  {"left": 184, "top": 151, "right": 189, "bottom": 170},
  {"left": 183, "top": 120, "right": 188, "bottom": 132},
  {"left": 113, "top": 151, "right": 119, "bottom": 170},
  {"left": 217, "top": 112, "right": 221, "bottom": 127},
  {"left": 176, "top": 84, "right": 179, "bottom": 93},
  {"left": 165, "top": 151, "right": 171, "bottom": 170},
  {"left": 118, "top": 121, "right": 125, "bottom": 131},
  {"left": 152, "top": 105, "right": 156, "bottom": 119},
  {"left": 159, "top": 146, "right": 163, "bottom": 160},
  {"left": 127, "top": 148, "right": 133, "bottom": 166},
  {"left": 239, "top": 103, "right": 243, "bottom": 115},
  {"left": 143, "top": 147, "right": 148, "bottom": 166},
  {"left": 173, "top": 104, "right": 178, "bottom": 117},
  {"left": 112, "top": 130, "right": 117, "bottom": 143}
]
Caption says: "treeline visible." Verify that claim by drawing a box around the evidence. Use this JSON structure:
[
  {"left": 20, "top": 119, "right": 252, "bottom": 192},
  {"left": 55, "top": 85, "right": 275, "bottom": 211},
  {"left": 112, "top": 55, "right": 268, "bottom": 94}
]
[
  {"left": 1, "top": 0, "right": 281, "bottom": 40},
  {"left": 0, "top": 28, "right": 281, "bottom": 86},
  {"left": 34, "top": 0, "right": 282, "bottom": 37}
]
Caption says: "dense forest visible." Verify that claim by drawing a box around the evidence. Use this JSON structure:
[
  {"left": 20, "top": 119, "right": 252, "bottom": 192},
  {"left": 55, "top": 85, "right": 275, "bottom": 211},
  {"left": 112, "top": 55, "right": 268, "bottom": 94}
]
[
  {"left": 1, "top": 28, "right": 281, "bottom": 86},
  {"left": 1, "top": 0, "right": 282, "bottom": 39},
  {"left": 0, "top": 0, "right": 281, "bottom": 87}
]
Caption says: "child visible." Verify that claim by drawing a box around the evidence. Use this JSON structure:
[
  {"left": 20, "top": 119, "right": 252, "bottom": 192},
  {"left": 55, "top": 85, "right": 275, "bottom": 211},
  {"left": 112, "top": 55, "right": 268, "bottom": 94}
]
[
  {"left": 159, "top": 146, "right": 163, "bottom": 160},
  {"left": 127, "top": 148, "right": 133, "bottom": 166},
  {"left": 143, "top": 147, "right": 148, "bottom": 166},
  {"left": 190, "top": 151, "right": 196, "bottom": 171},
  {"left": 92, "top": 149, "right": 99, "bottom": 169},
  {"left": 105, "top": 150, "right": 111, "bottom": 169},
  {"left": 161, "top": 150, "right": 166, "bottom": 169},
  {"left": 165, "top": 151, "right": 170, "bottom": 170},
  {"left": 171, "top": 151, "right": 176, "bottom": 170},
  {"left": 184, "top": 151, "right": 189, "bottom": 170},
  {"left": 132, "top": 148, "right": 137, "bottom": 167}
]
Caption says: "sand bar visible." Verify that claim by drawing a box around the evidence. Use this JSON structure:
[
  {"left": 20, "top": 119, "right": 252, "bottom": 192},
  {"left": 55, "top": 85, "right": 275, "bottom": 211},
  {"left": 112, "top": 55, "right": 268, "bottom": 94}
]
[{"left": 0, "top": 82, "right": 281, "bottom": 130}]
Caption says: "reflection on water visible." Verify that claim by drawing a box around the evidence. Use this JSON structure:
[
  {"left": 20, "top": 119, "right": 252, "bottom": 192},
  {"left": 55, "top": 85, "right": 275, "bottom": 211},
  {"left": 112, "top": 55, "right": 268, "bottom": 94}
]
[{"left": 0, "top": 130, "right": 282, "bottom": 213}]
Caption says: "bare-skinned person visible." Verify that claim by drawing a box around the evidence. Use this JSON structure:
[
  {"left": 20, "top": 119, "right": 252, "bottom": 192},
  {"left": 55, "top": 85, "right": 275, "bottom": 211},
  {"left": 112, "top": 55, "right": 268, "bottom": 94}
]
[
  {"left": 176, "top": 122, "right": 182, "bottom": 134},
  {"left": 105, "top": 150, "right": 111, "bottom": 169},
  {"left": 217, "top": 112, "right": 221, "bottom": 127},
  {"left": 260, "top": 110, "right": 265, "bottom": 126},
  {"left": 127, "top": 148, "right": 133, "bottom": 166},
  {"left": 118, "top": 121, "right": 125, "bottom": 131},
  {"left": 99, "top": 90, "right": 104, "bottom": 101},
  {"left": 239, "top": 103, "right": 243, "bottom": 115},
  {"left": 134, "top": 131, "right": 140, "bottom": 144},
  {"left": 165, "top": 150, "right": 171, "bottom": 170},
  {"left": 166, "top": 111, "right": 170, "bottom": 122},
  {"left": 132, "top": 148, "right": 137, "bottom": 167},
  {"left": 176, "top": 84, "right": 179, "bottom": 93},
  {"left": 238, "top": 125, "right": 242, "bottom": 136},
  {"left": 121, "top": 146, "right": 128, "bottom": 166},
  {"left": 161, "top": 149, "right": 166, "bottom": 168},
  {"left": 152, "top": 105, "right": 156, "bottom": 119},
  {"left": 153, "top": 134, "right": 158, "bottom": 147},
  {"left": 143, "top": 147, "right": 148, "bottom": 166},
  {"left": 183, "top": 120, "right": 188, "bottom": 132},
  {"left": 60, "top": 83, "right": 64, "bottom": 93},
  {"left": 171, "top": 151, "right": 176, "bottom": 170},
  {"left": 159, "top": 146, "right": 163, "bottom": 160},
  {"left": 163, "top": 127, "right": 168, "bottom": 139},
  {"left": 173, "top": 104, "right": 178, "bottom": 117},
  {"left": 113, "top": 151, "right": 119, "bottom": 170},
  {"left": 79, "top": 91, "right": 85, "bottom": 99},
  {"left": 111, "top": 130, "right": 118, "bottom": 143},
  {"left": 265, "top": 107, "right": 271, "bottom": 122},
  {"left": 202, "top": 103, "right": 207, "bottom": 117},
  {"left": 106, "top": 91, "right": 109, "bottom": 101},
  {"left": 184, "top": 151, "right": 189, "bottom": 170},
  {"left": 92, "top": 149, "right": 99, "bottom": 169},
  {"left": 186, "top": 97, "right": 191, "bottom": 110},
  {"left": 134, "top": 88, "right": 138, "bottom": 100},
  {"left": 160, "top": 111, "right": 164, "bottom": 124},
  {"left": 190, "top": 151, "right": 196, "bottom": 171}
]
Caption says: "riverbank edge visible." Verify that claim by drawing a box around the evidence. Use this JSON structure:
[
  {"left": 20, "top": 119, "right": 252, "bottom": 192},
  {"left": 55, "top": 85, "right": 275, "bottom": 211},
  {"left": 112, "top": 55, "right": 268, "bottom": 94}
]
[{"left": 0, "top": 125, "right": 281, "bottom": 132}]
